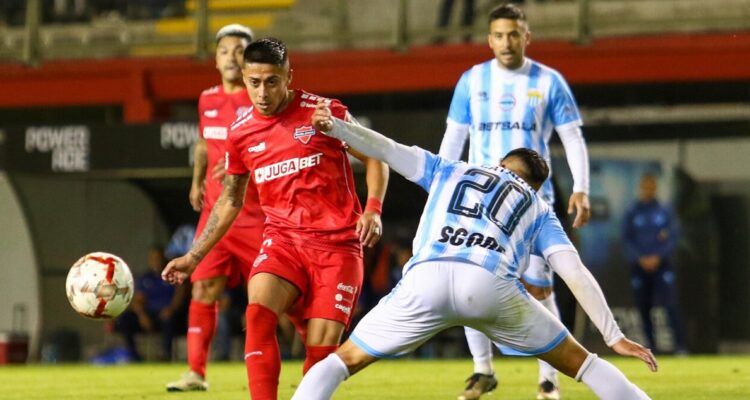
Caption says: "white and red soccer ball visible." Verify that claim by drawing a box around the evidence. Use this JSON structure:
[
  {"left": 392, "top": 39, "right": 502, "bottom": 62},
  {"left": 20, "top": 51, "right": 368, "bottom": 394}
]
[{"left": 65, "top": 252, "right": 134, "bottom": 320}]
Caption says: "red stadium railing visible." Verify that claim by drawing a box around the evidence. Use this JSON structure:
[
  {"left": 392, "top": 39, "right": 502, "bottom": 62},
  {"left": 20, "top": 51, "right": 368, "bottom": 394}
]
[
  {"left": 1, "top": 32, "right": 749, "bottom": 123},
  {"left": 1, "top": 0, "right": 749, "bottom": 65}
]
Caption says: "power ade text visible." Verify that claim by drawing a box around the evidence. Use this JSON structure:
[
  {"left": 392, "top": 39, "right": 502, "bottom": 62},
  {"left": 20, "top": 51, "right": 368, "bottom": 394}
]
[
  {"left": 160, "top": 122, "right": 199, "bottom": 149},
  {"left": 438, "top": 226, "right": 505, "bottom": 253},
  {"left": 25, "top": 126, "right": 90, "bottom": 172},
  {"left": 254, "top": 153, "right": 323, "bottom": 184},
  {"left": 160, "top": 122, "right": 199, "bottom": 165}
]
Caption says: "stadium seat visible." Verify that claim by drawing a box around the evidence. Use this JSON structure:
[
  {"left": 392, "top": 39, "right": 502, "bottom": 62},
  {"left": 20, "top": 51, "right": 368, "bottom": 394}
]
[
  {"left": 184, "top": 0, "right": 296, "bottom": 12},
  {"left": 155, "top": 14, "right": 274, "bottom": 36},
  {"left": 149, "top": 0, "right": 297, "bottom": 54}
]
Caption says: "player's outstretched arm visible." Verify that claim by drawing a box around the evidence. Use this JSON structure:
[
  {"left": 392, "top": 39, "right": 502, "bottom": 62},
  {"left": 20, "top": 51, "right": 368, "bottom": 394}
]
[
  {"left": 438, "top": 120, "right": 469, "bottom": 160},
  {"left": 547, "top": 250, "right": 657, "bottom": 372},
  {"left": 312, "top": 101, "right": 422, "bottom": 180},
  {"left": 557, "top": 125, "right": 591, "bottom": 228},
  {"left": 163, "top": 173, "right": 249, "bottom": 285},
  {"left": 190, "top": 137, "right": 208, "bottom": 211}
]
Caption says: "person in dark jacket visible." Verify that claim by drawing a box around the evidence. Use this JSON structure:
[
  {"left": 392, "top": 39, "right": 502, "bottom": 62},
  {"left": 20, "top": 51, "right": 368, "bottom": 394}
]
[{"left": 623, "top": 174, "right": 686, "bottom": 354}]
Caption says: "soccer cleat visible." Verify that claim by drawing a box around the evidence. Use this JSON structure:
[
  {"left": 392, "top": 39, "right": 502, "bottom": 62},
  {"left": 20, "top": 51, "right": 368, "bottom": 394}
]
[
  {"left": 166, "top": 371, "right": 209, "bottom": 392},
  {"left": 457, "top": 372, "right": 499, "bottom": 400},
  {"left": 535, "top": 380, "right": 560, "bottom": 400}
]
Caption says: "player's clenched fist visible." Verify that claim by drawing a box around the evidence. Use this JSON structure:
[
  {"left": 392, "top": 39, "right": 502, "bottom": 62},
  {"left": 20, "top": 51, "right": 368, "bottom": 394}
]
[
  {"left": 357, "top": 210, "right": 383, "bottom": 248},
  {"left": 189, "top": 183, "right": 204, "bottom": 212},
  {"left": 312, "top": 100, "right": 334, "bottom": 132}
]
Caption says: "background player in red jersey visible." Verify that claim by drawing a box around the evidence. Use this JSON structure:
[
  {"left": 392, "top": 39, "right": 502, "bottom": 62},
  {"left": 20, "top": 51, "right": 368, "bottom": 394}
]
[
  {"left": 162, "top": 37, "right": 389, "bottom": 400},
  {"left": 165, "top": 24, "right": 266, "bottom": 392}
]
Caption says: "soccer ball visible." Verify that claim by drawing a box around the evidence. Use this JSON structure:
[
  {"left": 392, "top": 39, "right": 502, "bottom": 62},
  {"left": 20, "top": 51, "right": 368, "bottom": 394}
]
[{"left": 65, "top": 252, "right": 134, "bottom": 320}]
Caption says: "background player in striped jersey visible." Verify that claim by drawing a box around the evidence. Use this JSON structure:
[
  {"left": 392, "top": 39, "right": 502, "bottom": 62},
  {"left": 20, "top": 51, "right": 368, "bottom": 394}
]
[
  {"left": 438, "top": 4, "right": 591, "bottom": 399},
  {"left": 162, "top": 38, "right": 389, "bottom": 400},
  {"left": 166, "top": 24, "right": 266, "bottom": 392},
  {"left": 291, "top": 105, "right": 656, "bottom": 400}
]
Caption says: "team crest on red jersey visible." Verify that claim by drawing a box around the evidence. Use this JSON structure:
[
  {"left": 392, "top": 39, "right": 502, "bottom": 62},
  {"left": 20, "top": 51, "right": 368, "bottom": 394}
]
[{"left": 293, "top": 125, "right": 316, "bottom": 144}]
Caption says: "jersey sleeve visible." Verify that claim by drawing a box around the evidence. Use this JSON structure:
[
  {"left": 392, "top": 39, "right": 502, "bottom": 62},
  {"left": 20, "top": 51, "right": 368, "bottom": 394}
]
[
  {"left": 533, "top": 210, "right": 575, "bottom": 259},
  {"left": 326, "top": 98, "right": 350, "bottom": 149},
  {"left": 329, "top": 98, "right": 349, "bottom": 121},
  {"left": 547, "top": 72, "right": 583, "bottom": 130},
  {"left": 410, "top": 148, "right": 455, "bottom": 191},
  {"left": 446, "top": 70, "right": 472, "bottom": 125},
  {"left": 224, "top": 134, "right": 249, "bottom": 175}
]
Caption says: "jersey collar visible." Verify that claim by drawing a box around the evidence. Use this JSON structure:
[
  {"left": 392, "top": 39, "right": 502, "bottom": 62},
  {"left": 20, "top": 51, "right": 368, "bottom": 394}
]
[{"left": 493, "top": 58, "right": 532, "bottom": 79}]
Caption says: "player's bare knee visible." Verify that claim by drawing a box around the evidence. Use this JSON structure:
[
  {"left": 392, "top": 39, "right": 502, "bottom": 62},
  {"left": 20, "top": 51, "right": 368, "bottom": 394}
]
[
  {"left": 555, "top": 354, "right": 585, "bottom": 377},
  {"left": 192, "top": 277, "right": 225, "bottom": 303},
  {"left": 336, "top": 341, "right": 377, "bottom": 375},
  {"left": 540, "top": 336, "right": 589, "bottom": 378},
  {"left": 306, "top": 318, "right": 345, "bottom": 346},
  {"left": 247, "top": 273, "right": 300, "bottom": 314}
]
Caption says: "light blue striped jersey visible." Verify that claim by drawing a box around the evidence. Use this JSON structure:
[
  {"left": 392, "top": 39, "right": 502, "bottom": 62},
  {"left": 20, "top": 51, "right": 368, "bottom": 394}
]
[
  {"left": 403, "top": 148, "right": 574, "bottom": 280},
  {"left": 447, "top": 58, "right": 582, "bottom": 204}
]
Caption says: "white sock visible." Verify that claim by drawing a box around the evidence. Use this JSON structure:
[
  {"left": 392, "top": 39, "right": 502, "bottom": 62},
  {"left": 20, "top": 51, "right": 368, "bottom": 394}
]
[
  {"left": 538, "top": 293, "right": 561, "bottom": 385},
  {"left": 291, "top": 353, "right": 350, "bottom": 400},
  {"left": 464, "top": 327, "right": 494, "bottom": 375},
  {"left": 576, "top": 353, "right": 651, "bottom": 400}
]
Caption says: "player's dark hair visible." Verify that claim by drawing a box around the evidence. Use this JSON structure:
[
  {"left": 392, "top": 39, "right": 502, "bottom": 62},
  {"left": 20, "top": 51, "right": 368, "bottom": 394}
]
[
  {"left": 502, "top": 148, "right": 549, "bottom": 188},
  {"left": 243, "top": 37, "right": 288, "bottom": 66},
  {"left": 488, "top": 3, "right": 526, "bottom": 25}
]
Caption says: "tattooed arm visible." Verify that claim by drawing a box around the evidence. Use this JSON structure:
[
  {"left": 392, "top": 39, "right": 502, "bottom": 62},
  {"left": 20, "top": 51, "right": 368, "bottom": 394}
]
[{"left": 162, "top": 173, "right": 249, "bottom": 284}]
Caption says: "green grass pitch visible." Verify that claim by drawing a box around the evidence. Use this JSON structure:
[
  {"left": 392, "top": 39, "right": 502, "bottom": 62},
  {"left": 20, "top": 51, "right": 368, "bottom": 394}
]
[{"left": 1, "top": 356, "right": 748, "bottom": 399}]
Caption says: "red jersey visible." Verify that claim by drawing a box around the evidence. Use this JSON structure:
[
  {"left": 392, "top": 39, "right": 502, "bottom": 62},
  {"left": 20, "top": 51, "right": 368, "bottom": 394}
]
[
  {"left": 198, "top": 85, "right": 264, "bottom": 227},
  {"left": 225, "top": 90, "right": 363, "bottom": 250}
]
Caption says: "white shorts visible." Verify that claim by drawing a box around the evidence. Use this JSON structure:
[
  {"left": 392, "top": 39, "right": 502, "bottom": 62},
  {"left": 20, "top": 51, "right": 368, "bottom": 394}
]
[
  {"left": 521, "top": 254, "right": 554, "bottom": 288},
  {"left": 349, "top": 261, "right": 569, "bottom": 358}
]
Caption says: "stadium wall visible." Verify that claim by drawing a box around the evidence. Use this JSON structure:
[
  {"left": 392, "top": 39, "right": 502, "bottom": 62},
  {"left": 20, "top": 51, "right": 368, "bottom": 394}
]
[
  {"left": 567, "top": 140, "right": 750, "bottom": 352},
  {"left": 0, "top": 173, "right": 40, "bottom": 361},
  {"left": 585, "top": 140, "right": 750, "bottom": 182},
  {"left": 1, "top": 33, "right": 748, "bottom": 123},
  {"left": 8, "top": 176, "right": 171, "bottom": 360}
]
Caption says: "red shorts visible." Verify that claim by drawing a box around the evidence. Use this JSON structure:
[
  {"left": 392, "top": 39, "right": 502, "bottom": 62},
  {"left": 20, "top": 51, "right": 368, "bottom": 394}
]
[
  {"left": 191, "top": 210, "right": 263, "bottom": 288},
  {"left": 250, "top": 233, "right": 363, "bottom": 328}
]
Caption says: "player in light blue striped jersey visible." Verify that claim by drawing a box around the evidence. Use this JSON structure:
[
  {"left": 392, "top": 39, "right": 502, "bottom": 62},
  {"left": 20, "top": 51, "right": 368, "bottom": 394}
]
[
  {"left": 291, "top": 104, "right": 656, "bottom": 400},
  {"left": 438, "top": 4, "right": 591, "bottom": 398}
]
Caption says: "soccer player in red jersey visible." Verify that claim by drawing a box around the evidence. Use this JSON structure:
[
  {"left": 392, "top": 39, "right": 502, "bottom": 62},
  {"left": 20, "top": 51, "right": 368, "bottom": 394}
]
[
  {"left": 165, "top": 24, "right": 266, "bottom": 392},
  {"left": 162, "top": 37, "right": 389, "bottom": 400}
]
